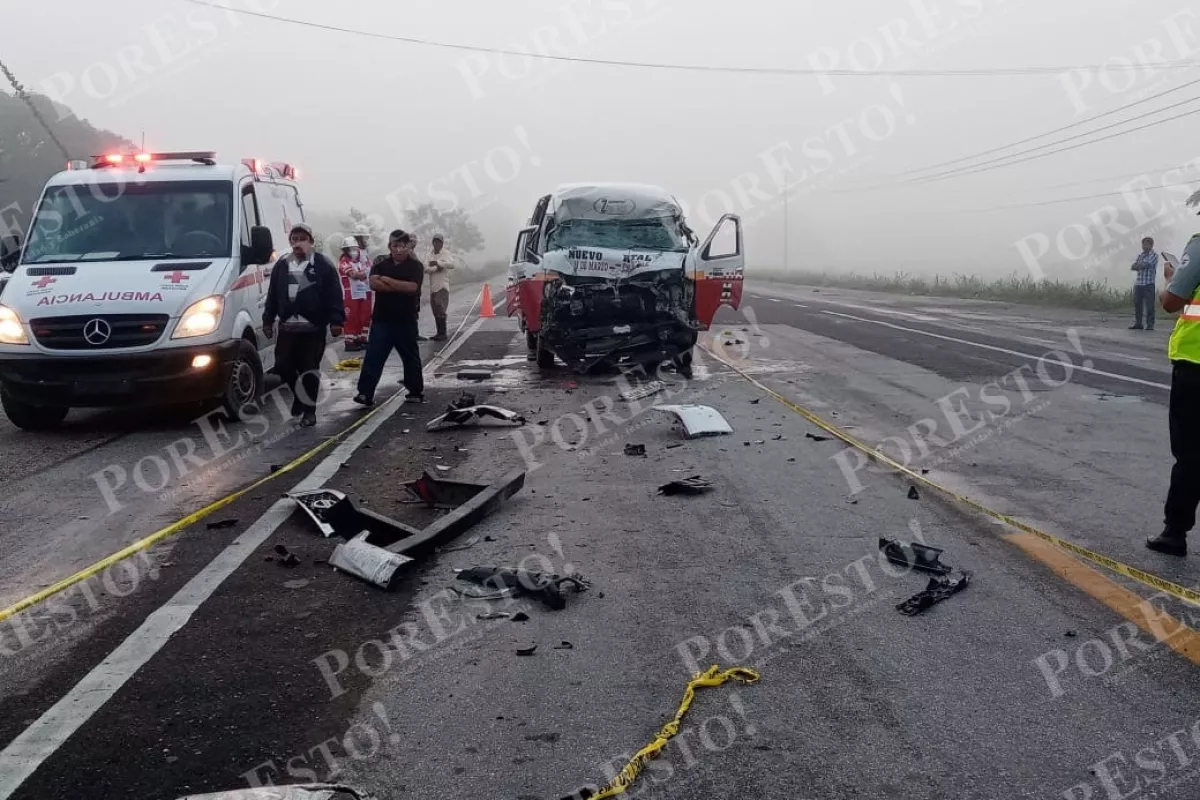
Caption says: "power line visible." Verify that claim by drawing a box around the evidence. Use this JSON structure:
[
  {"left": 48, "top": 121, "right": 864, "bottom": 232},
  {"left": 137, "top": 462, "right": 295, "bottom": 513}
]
[
  {"left": 959, "top": 179, "right": 1200, "bottom": 212},
  {"left": 912, "top": 104, "right": 1200, "bottom": 184},
  {"left": 909, "top": 93, "right": 1200, "bottom": 183},
  {"left": 181, "top": 0, "right": 1200, "bottom": 78},
  {"left": 0, "top": 57, "right": 70, "bottom": 162},
  {"left": 888, "top": 75, "right": 1200, "bottom": 179}
]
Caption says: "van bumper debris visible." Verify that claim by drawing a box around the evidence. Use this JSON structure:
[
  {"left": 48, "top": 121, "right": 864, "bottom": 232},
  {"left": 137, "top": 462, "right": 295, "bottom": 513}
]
[
  {"left": 896, "top": 571, "right": 972, "bottom": 616},
  {"left": 178, "top": 785, "right": 375, "bottom": 800},
  {"left": 878, "top": 537, "right": 952, "bottom": 575},
  {"left": 653, "top": 404, "right": 733, "bottom": 438}
]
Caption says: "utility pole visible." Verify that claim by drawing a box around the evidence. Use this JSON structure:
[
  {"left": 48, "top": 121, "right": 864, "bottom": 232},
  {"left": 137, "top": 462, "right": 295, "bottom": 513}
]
[{"left": 782, "top": 189, "right": 789, "bottom": 270}]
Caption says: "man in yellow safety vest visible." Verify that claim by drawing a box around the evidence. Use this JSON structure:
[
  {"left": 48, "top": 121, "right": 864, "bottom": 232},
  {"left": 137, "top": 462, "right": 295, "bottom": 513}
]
[{"left": 1150, "top": 232, "right": 1200, "bottom": 555}]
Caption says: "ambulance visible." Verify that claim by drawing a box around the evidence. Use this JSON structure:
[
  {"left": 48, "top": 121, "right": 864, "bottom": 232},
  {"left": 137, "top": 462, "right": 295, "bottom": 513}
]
[{"left": 0, "top": 150, "right": 304, "bottom": 429}]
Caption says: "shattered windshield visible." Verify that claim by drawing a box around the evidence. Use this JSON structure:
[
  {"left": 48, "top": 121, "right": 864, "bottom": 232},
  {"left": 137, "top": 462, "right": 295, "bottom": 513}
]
[
  {"left": 547, "top": 217, "right": 687, "bottom": 252},
  {"left": 22, "top": 180, "right": 234, "bottom": 263}
]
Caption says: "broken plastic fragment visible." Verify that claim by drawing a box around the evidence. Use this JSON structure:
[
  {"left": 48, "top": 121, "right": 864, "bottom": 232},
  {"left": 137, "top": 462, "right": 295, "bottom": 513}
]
[
  {"left": 878, "top": 538, "right": 951, "bottom": 575},
  {"left": 658, "top": 476, "right": 713, "bottom": 496},
  {"left": 288, "top": 488, "right": 349, "bottom": 538},
  {"left": 177, "top": 785, "right": 375, "bottom": 800},
  {"left": 620, "top": 380, "right": 666, "bottom": 402},
  {"left": 654, "top": 404, "right": 733, "bottom": 439},
  {"left": 624, "top": 443, "right": 647, "bottom": 456},
  {"left": 427, "top": 404, "right": 525, "bottom": 431},
  {"left": 805, "top": 432, "right": 830, "bottom": 442},
  {"left": 896, "top": 571, "right": 971, "bottom": 616},
  {"left": 907, "top": 486, "right": 920, "bottom": 500},
  {"left": 516, "top": 644, "right": 538, "bottom": 656},
  {"left": 329, "top": 532, "right": 414, "bottom": 589}
]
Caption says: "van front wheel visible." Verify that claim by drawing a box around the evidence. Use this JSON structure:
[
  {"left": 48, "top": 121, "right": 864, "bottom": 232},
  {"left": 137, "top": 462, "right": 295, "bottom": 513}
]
[
  {"left": 1, "top": 388, "right": 68, "bottom": 430},
  {"left": 221, "top": 340, "right": 264, "bottom": 420}
]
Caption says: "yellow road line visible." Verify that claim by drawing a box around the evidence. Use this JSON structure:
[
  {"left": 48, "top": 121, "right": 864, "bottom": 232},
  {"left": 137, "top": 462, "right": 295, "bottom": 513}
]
[{"left": 701, "top": 343, "right": 1200, "bottom": 664}]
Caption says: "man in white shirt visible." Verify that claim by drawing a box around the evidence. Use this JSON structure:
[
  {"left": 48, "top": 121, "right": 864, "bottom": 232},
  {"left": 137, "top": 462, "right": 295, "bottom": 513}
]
[{"left": 425, "top": 233, "right": 457, "bottom": 341}]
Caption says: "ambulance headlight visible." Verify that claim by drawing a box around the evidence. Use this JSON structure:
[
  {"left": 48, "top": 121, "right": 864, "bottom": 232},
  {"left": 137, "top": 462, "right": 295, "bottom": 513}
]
[
  {"left": 173, "top": 296, "right": 224, "bottom": 339},
  {"left": 0, "top": 305, "right": 28, "bottom": 345}
]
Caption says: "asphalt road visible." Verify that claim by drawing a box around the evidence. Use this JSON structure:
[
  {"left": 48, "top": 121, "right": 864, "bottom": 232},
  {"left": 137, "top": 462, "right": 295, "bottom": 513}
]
[{"left": 2, "top": 281, "right": 1200, "bottom": 800}]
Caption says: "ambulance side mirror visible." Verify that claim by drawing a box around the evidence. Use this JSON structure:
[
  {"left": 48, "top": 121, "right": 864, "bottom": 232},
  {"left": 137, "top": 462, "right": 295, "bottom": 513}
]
[
  {"left": 0, "top": 234, "right": 21, "bottom": 272},
  {"left": 247, "top": 226, "right": 274, "bottom": 265}
]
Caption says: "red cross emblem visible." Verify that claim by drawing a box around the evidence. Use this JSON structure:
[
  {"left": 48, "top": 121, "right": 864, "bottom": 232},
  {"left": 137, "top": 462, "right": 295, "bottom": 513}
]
[
  {"left": 33, "top": 275, "right": 56, "bottom": 289},
  {"left": 165, "top": 270, "right": 189, "bottom": 284}
]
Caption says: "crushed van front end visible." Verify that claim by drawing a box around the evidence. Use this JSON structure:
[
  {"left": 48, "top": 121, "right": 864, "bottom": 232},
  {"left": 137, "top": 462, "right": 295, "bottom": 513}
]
[{"left": 538, "top": 267, "right": 697, "bottom": 373}]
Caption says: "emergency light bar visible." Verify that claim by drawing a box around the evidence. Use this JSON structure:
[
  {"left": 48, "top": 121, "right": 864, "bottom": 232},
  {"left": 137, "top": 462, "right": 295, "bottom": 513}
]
[{"left": 88, "top": 151, "right": 218, "bottom": 169}]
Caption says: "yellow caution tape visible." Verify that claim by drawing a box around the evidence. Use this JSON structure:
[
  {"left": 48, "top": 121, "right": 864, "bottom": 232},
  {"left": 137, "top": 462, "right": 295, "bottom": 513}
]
[
  {"left": 0, "top": 395, "right": 397, "bottom": 625},
  {"left": 333, "top": 358, "right": 362, "bottom": 371},
  {"left": 589, "top": 665, "right": 761, "bottom": 800},
  {"left": 703, "top": 343, "right": 1200, "bottom": 608}
]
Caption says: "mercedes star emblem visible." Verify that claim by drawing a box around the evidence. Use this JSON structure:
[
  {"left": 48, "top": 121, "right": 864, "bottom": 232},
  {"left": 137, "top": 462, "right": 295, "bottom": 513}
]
[{"left": 83, "top": 318, "right": 112, "bottom": 345}]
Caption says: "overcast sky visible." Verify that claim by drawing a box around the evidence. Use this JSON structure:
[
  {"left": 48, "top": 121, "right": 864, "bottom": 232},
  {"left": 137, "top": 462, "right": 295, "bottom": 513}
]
[{"left": 5, "top": 0, "right": 1200, "bottom": 277}]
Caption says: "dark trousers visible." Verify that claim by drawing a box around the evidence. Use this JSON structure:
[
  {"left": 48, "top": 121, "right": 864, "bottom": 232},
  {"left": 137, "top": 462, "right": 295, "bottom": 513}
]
[
  {"left": 1164, "top": 361, "right": 1200, "bottom": 535},
  {"left": 275, "top": 329, "right": 326, "bottom": 412},
  {"left": 357, "top": 318, "right": 423, "bottom": 400},
  {"left": 1134, "top": 284, "right": 1156, "bottom": 329},
  {"left": 431, "top": 289, "right": 450, "bottom": 336}
]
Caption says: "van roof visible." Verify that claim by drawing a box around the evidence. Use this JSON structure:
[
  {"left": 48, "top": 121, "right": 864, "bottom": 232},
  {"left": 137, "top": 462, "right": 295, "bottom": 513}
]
[{"left": 549, "top": 182, "right": 683, "bottom": 222}]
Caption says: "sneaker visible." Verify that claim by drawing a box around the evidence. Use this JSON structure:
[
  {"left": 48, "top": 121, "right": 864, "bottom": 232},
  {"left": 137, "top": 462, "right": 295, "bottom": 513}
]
[
  {"left": 352, "top": 393, "right": 374, "bottom": 407},
  {"left": 431, "top": 333, "right": 448, "bottom": 342},
  {"left": 1129, "top": 324, "right": 1144, "bottom": 330},
  {"left": 299, "top": 411, "right": 317, "bottom": 428},
  {"left": 404, "top": 393, "right": 426, "bottom": 404},
  {"left": 1146, "top": 531, "right": 1187, "bottom": 556}
]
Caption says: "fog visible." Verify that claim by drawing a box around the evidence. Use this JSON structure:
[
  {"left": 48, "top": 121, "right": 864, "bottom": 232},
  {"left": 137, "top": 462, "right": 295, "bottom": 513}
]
[{"left": 6, "top": 0, "right": 1200, "bottom": 282}]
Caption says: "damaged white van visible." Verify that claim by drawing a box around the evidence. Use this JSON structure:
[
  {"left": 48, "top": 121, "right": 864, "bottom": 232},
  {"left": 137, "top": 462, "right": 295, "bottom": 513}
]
[
  {"left": 506, "top": 183, "right": 744, "bottom": 376},
  {"left": 0, "top": 151, "right": 303, "bottom": 429}
]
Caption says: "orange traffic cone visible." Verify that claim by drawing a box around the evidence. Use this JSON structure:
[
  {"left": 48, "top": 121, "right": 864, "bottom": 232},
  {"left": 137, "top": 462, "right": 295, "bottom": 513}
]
[{"left": 479, "top": 283, "right": 496, "bottom": 318}]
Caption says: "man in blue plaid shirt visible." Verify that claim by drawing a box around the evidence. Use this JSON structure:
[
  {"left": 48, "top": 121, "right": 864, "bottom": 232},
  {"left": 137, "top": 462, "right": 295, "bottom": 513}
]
[{"left": 1131, "top": 236, "right": 1159, "bottom": 330}]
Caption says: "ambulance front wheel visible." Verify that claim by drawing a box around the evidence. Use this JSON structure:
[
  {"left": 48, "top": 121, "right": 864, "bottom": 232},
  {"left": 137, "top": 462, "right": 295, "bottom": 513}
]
[
  {"left": 221, "top": 339, "right": 264, "bottom": 421},
  {"left": 1, "top": 387, "right": 68, "bottom": 430}
]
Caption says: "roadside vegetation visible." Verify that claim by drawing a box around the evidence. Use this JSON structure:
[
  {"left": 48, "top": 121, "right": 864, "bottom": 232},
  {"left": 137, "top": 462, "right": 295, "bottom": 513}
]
[{"left": 757, "top": 269, "right": 1136, "bottom": 312}]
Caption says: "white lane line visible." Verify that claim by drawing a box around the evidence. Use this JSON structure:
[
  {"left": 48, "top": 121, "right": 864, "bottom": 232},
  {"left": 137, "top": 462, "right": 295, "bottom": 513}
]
[
  {"left": 793, "top": 303, "right": 809, "bottom": 308},
  {"left": 0, "top": 315, "right": 489, "bottom": 798},
  {"left": 769, "top": 298, "right": 781, "bottom": 302},
  {"left": 1021, "top": 336, "right": 1059, "bottom": 347},
  {"left": 820, "top": 310, "right": 1171, "bottom": 390}
]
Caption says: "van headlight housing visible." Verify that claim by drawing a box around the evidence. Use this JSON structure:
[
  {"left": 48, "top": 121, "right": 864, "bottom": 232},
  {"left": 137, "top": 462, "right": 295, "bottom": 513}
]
[
  {"left": 173, "top": 296, "right": 224, "bottom": 339},
  {"left": 0, "top": 305, "right": 28, "bottom": 345}
]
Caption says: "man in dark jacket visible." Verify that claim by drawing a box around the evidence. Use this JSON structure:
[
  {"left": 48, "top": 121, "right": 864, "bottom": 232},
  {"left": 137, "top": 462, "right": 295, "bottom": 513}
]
[
  {"left": 263, "top": 223, "right": 345, "bottom": 427},
  {"left": 354, "top": 229, "right": 425, "bottom": 406}
]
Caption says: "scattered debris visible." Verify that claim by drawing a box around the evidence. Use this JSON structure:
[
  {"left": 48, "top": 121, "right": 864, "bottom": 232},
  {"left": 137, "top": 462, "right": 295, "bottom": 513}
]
[
  {"left": 752, "top": 439, "right": 765, "bottom": 445},
  {"left": 1065, "top": 630, "right": 1078, "bottom": 638},
  {"left": 787, "top": 457, "right": 796, "bottom": 462},
  {"left": 666, "top": 442, "right": 684, "bottom": 449},
  {"left": 658, "top": 476, "right": 713, "bottom": 496},
  {"left": 772, "top": 434, "right": 785, "bottom": 441},
  {"left": 457, "top": 368, "right": 493, "bottom": 381},
  {"left": 288, "top": 489, "right": 349, "bottom": 537},
  {"left": 553, "top": 641, "right": 574, "bottom": 650},
  {"left": 879, "top": 538, "right": 952, "bottom": 575},
  {"left": 749, "top": 398, "right": 760, "bottom": 404},
  {"left": 206, "top": 518, "right": 238, "bottom": 530},
  {"left": 921, "top": 468, "right": 930, "bottom": 474},
  {"left": 896, "top": 571, "right": 972, "bottom": 616},
  {"left": 846, "top": 498, "right": 858, "bottom": 505},
  {"left": 620, "top": 380, "right": 666, "bottom": 402},
  {"left": 333, "top": 358, "right": 363, "bottom": 371},
  {"left": 624, "top": 443, "right": 647, "bottom": 457},
  {"left": 454, "top": 567, "right": 591, "bottom": 610},
  {"left": 284, "top": 579, "right": 310, "bottom": 590},
  {"left": 270, "top": 464, "right": 282, "bottom": 473},
  {"left": 329, "top": 533, "right": 414, "bottom": 589},
  {"left": 516, "top": 645, "right": 538, "bottom": 656},
  {"left": 436, "top": 465, "right": 453, "bottom": 471},
  {"left": 477, "top": 611, "right": 511, "bottom": 620},
  {"left": 511, "top": 611, "right": 530, "bottom": 622},
  {"left": 907, "top": 486, "right": 920, "bottom": 500},
  {"left": 420, "top": 445, "right": 438, "bottom": 452},
  {"left": 654, "top": 404, "right": 733, "bottom": 439},
  {"left": 427, "top": 402, "right": 525, "bottom": 430},
  {"left": 805, "top": 433, "right": 831, "bottom": 442},
  {"left": 273, "top": 545, "right": 300, "bottom": 568}
]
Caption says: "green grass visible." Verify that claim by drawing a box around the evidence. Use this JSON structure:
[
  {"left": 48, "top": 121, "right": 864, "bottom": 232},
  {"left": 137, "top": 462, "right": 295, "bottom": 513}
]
[{"left": 758, "top": 269, "right": 1137, "bottom": 312}]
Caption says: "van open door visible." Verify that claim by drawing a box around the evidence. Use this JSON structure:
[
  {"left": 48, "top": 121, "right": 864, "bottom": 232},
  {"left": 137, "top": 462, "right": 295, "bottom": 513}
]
[
  {"left": 692, "top": 214, "right": 744, "bottom": 327},
  {"left": 508, "top": 225, "right": 541, "bottom": 330}
]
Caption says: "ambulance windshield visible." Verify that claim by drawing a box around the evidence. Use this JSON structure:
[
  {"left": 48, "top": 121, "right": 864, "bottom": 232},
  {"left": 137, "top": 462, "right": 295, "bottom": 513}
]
[{"left": 23, "top": 180, "right": 234, "bottom": 264}]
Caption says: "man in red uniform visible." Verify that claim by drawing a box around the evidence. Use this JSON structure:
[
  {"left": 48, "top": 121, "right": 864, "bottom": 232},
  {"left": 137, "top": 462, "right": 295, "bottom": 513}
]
[{"left": 338, "top": 235, "right": 373, "bottom": 351}]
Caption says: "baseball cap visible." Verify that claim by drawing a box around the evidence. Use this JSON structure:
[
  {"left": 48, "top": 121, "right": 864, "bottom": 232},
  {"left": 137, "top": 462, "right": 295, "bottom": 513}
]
[
  {"left": 432, "top": 233, "right": 445, "bottom": 242},
  {"left": 289, "top": 223, "right": 314, "bottom": 240},
  {"left": 389, "top": 229, "right": 413, "bottom": 245}
]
